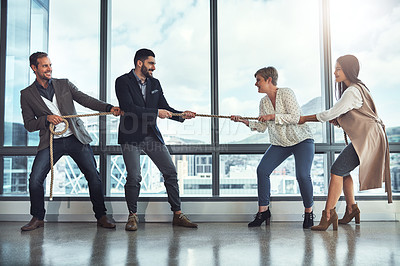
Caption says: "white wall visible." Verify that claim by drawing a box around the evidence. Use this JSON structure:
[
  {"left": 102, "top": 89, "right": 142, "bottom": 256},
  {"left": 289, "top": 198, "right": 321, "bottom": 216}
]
[{"left": 0, "top": 200, "right": 398, "bottom": 223}]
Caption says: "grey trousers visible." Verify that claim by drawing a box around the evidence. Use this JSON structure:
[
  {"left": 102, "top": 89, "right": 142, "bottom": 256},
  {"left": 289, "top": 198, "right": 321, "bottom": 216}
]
[{"left": 121, "top": 135, "right": 181, "bottom": 213}]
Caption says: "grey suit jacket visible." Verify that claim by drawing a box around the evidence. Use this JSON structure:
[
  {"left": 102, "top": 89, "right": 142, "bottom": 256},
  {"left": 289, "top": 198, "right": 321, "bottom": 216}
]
[{"left": 20, "top": 78, "right": 111, "bottom": 151}]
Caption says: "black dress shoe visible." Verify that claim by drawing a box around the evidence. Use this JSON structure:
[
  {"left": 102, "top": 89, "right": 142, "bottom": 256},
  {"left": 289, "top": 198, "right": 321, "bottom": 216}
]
[
  {"left": 97, "top": 215, "right": 116, "bottom": 229},
  {"left": 303, "top": 211, "right": 315, "bottom": 229},
  {"left": 248, "top": 209, "right": 271, "bottom": 227},
  {"left": 21, "top": 217, "right": 44, "bottom": 231}
]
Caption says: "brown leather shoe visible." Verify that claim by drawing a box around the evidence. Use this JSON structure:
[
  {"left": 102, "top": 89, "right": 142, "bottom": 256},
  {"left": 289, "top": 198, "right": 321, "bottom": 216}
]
[
  {"left": 97, "top": 215, "right": 116, "bottom": 229},
  {"left": 21, "top": 217, "right": 44, "bottom": 231},
  {"left": 172, "top": 213, "right": 198, "bottom": 228},
  {"left": 339, "top": 203, "right": 360, "bottom": 224},
  {"left": 311, "top": 208, "right": 338, "bottom": 231},
  {"left": 125, "top": 214, "right": 138, "bottom": 231}
]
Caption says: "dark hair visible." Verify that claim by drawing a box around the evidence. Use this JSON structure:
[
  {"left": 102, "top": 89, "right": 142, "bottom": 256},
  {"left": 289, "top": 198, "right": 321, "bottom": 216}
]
[
  {"left": 254, "top": 66, "right": 278, "bottom": 85},
  {"left": 335, "top": 55, "right": 367, "bottom": 99},
  {"left": 29, "top": 52, "right": 48, "bottom": 68},
  {"left": 134, "top": 48, "right": 155, "bottom": 67}
]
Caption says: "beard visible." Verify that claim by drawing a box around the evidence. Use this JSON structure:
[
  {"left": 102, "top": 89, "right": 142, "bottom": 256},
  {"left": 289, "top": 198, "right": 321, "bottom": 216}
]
[
  {"left": 141, "top": 65, "right": 153, "bottom": 78},
  {"left": 38, "top": 71, "right": 51, "bottom": 80}
]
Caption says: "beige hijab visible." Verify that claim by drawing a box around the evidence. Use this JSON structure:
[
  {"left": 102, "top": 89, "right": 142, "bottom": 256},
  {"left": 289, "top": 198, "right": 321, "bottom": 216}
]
[{"left": 337, "top": 83, "right": 392, "bottom": 203}]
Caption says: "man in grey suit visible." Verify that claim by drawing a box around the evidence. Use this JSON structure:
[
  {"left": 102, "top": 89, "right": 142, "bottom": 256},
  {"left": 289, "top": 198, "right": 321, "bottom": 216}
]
[{"left": 20, "top": 52, "right": 122, "bottom": 231}]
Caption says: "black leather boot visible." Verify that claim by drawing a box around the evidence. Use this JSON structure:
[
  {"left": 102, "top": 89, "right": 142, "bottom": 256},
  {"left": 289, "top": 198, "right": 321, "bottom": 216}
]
[
  {"left": 248, "top": 209, "right": 271, "bottom": 227},
  {"left": 303, "top": 211, "right": 315, "bottom": 229}
]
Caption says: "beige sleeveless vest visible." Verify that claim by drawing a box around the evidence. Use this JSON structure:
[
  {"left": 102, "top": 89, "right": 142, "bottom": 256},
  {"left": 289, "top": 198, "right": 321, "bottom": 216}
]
[{"left": 337, "top": 83, "right": 392, "bottom": 203}]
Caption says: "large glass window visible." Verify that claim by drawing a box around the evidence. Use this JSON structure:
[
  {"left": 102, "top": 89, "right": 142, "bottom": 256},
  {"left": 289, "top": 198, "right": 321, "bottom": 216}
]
[
  {"left": 330, "top": 0, "right": 400, "bottom": 194},
  {"left": 218, "top": 0, "right": 324, "bottom": 144},
  {"left": 3, "top": 156, "right": 33, "bottom": 194},
  {"left": 330, "top": 0, "right": 400, "bottom": 143},
  {"left": 108, "top": 154, "right": 212, "bottom": 197},
  {"left": 334, "top": 153, "right": 400, "bottom": 196},
  {"left": 391, "top": 154, "right": 400, "bottom": 193},
  {"left": 48, "top": 0, "right": 101, "bottom": 145},
  {"left": 4, "top": 0, "right": 101, "bottom": 147},
  {"left": 220, "top": 154, "right": 327, "bottom": 196},
  {"left": 2, "top": 0, "right": 101, "bottom": 196},
  {"left": 3, "top": 155, "right": 99, "bottom": 196},
  {"left": 108, "top": 0, "right": 211, "bottom": 146},
  {"left": 2, "top": 0, "right": 399, "bottom": 200},
  {"left": 4, "top": 0, "right": 48, "bottom": 147}
]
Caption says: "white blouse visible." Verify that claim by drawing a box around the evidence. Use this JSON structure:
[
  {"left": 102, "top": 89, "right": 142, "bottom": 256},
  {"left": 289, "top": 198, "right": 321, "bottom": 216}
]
[
  {"left": 248, "top": 87, "right": 313, "bottom": 147},
  {"left": 316, "top": 86, "right": 363, "bottom": 122}
]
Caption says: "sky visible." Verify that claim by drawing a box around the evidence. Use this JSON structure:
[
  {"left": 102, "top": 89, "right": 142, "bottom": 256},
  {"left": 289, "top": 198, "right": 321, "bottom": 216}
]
[
  {"left": 330, "top": 0, "right": 400, "bottom": 128},
  {"left": 41, "top": 0, "right": 400, "bottom": 144}
]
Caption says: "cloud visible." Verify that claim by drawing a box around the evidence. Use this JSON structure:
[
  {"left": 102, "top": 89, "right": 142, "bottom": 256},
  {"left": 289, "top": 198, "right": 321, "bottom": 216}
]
[
  {"left": 217, "top": 0, "right": 322, "bottom": 106},
  {"left": 220, "top": 97, "right": 259, "bottom": 116}
]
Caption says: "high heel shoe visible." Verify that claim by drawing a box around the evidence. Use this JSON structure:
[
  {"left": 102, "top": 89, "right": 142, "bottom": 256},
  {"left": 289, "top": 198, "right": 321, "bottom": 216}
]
[
  {"left": 248, "top": 209, "right": 271, "bottom": 227},
  {"left": 338, "top": 203, "right": 360, "bottom": 224},
  {"left": 303, "top": 211, "right": 315, "bottom": 229},
  {"left": 311, "top": 208, "right": 338, "bottom": 231}
]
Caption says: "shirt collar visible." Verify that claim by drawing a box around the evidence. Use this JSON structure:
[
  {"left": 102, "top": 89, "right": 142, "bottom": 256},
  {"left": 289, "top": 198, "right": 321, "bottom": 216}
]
[
  {"left": 132, "top": 69, "right": 147, "bottom": 85},
  {"left": 35, "top": 78, "right": 53, "bottom": 89}
]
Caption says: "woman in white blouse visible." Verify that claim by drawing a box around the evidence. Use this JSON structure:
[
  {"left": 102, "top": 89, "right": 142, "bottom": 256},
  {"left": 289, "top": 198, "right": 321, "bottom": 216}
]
[
  {"left": 300, "top": 55, "right": 392, "bottom": 231},
  {"left": 231, "top": 66, "right": 315, "bottom": 228}
]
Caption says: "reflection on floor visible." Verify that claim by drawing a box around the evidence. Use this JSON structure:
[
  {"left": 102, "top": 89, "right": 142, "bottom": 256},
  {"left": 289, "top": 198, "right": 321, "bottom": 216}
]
[{"left": 0, "top": 221, "right": 399, "bottom": 265}]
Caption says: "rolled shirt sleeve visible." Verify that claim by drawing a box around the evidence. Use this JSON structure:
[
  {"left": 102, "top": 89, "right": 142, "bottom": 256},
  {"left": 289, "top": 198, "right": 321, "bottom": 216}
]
[{"left": 316, "top": 86, "right": 363, "bottom": 122}]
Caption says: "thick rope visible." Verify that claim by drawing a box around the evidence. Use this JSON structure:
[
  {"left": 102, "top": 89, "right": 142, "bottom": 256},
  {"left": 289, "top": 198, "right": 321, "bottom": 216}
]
[
  {"left": 48, "top": 112, "right": 113, "bottom": 200},
  {"left": 48, "top": 112, "right": 257, "bottom": 200},
  {"left": 171, "top": 113, "right": 259, "bottom": 120}
]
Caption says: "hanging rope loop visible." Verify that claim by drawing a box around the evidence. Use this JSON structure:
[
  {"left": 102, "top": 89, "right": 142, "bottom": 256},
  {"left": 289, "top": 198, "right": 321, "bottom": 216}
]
[
  {"left": 49, "top": 118, "right": 69, "bottom": 136},
  {"left": 48, "top": 112, "right": 113, "bottom": 200}
]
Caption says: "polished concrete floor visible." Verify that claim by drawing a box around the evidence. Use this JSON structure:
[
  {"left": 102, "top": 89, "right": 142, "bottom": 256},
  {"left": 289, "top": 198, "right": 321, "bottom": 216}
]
[{"left": 0, "top": 221, "right": 399, "bottom": 266}]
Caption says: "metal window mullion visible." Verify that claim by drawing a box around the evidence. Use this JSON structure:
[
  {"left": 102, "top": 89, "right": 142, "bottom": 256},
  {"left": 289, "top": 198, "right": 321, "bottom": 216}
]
[
  {"left": 0, "top": 0, "right": 8, "bottom": 195},
  {"left": 320, "top": 0, "right": 334, "bottom": 193},
  {"left": 210, "top": 0, "right": 219, "bottom": 196},
  {"left": 99, "top": 0, "right": 110, "bottom": 195}
]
